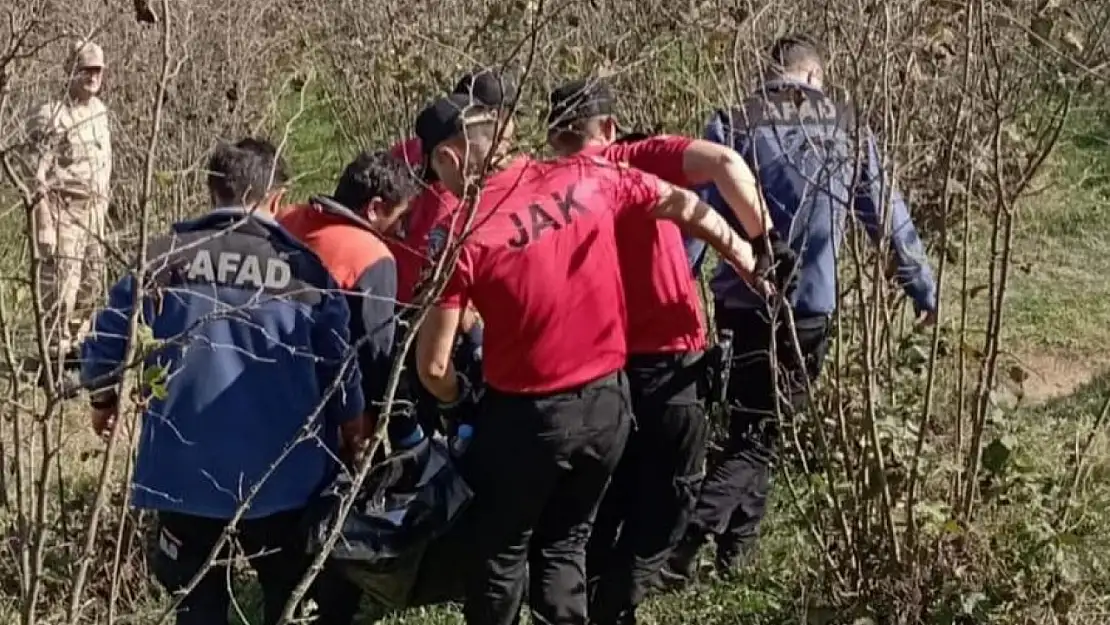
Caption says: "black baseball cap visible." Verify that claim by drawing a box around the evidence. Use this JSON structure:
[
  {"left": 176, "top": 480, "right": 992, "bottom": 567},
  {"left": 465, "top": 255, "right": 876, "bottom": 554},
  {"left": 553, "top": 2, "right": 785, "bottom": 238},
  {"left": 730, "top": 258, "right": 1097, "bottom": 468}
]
[
  {"left": 547, "top": 77, "right": 618, "bottom": 130},
  {"left": 413, "top": 93, "right": 497, "bottom": 180},
  {"left": 453, "top": 68, "right": 519, "bottom": 109}
]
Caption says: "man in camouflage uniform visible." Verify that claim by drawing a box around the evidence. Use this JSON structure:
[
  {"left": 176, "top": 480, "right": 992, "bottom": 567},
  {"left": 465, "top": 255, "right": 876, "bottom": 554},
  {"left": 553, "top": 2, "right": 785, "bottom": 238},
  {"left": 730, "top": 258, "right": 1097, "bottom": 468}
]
[{"left": 28, "top": 40, "right": 111, "bottom": 369}]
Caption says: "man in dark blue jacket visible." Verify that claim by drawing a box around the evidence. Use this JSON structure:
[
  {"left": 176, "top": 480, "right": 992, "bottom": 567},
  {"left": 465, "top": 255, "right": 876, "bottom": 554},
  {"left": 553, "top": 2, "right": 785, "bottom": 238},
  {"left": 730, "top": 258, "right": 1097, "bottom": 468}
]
[
  {"left": 666, "top": 35, "right": 938, "bottom": 581},
  {"left": 81, "top": 138, "right": 364, "bottom": 625}
]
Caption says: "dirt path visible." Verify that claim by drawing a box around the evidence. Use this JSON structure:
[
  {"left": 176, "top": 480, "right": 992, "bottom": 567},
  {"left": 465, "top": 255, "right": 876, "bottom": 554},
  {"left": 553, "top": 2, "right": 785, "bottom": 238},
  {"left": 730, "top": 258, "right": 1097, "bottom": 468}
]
[{"left": 1012, "top": 349, "right": 1107, "bottom": 404}]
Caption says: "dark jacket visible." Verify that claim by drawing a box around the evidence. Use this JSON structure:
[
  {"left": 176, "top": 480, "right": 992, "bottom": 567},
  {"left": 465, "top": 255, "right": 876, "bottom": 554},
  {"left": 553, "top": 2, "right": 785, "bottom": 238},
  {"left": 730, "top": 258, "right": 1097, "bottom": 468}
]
[
  {"left": 280, "top": 196, "right": 398, "bottom": 411},
  {"left": 81, "top": 207, "right": 364, "bottom": 519},
  {"left": 698, "top": 78, "right": 937, "bottom": 316}
]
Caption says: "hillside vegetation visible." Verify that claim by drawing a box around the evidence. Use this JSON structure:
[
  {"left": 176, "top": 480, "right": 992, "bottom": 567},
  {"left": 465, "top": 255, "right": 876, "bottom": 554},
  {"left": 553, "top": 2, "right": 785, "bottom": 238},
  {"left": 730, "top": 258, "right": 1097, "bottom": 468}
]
[{"left": 0, "top": 0, "right": 1109, "bottom": 624}]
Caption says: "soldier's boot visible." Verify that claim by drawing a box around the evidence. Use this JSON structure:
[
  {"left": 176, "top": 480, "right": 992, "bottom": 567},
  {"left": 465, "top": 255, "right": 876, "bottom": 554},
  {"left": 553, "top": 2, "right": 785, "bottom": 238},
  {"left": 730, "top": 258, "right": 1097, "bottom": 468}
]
[
  {"left": 713, "top": 538, "right": 756, "bottom": 582},
  {"left": 658, "top": 529, "right": 706, "bottom": 588}
]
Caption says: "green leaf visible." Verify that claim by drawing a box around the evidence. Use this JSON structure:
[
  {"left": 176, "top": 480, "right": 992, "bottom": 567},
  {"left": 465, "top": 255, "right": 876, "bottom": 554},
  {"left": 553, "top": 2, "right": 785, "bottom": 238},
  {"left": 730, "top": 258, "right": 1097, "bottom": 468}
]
[
  {"left": 142, "top": 364, "right": 164, "bottom": 386},
  {"left": 982, "top": 436, "right": 1014, "bottom": 474},
  {"left": 135, "top": 323, "right": 159, "bottom": 352},
  {"left": 149, "top": 381, "right": 168, "bottom": 400},
  {"left": 143, "top": 363, "right": 168, "bottom": 400}
]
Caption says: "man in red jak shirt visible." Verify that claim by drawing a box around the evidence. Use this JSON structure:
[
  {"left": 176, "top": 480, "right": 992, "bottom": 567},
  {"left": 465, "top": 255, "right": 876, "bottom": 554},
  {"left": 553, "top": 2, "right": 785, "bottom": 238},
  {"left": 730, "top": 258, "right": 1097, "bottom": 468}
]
[
  {"left": 389, "top": 67, "right": 520, "bottom": 306},
  {"left": 544, "top": 77, "right": 777, "bottom": 625},
  {"left": 387, "top": 69, "right": 520, "bottom": 440},
  {"left": 413, "top": 93, "right": 765, "bottom": 625}
]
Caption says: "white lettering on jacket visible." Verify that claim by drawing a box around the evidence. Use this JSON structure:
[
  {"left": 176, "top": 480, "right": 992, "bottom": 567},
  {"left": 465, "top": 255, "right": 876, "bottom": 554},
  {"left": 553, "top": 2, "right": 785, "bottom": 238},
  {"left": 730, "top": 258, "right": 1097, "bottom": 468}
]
[{"left": 186, "top": 249, "right": 291, "bottom": 289}]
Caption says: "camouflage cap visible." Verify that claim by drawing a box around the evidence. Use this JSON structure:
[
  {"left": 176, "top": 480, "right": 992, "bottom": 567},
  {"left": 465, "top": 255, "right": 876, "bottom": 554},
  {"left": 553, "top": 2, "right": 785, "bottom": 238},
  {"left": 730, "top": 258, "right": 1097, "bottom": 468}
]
[{"left": 69, "top": 41, "right": 105, "bottom": 70}]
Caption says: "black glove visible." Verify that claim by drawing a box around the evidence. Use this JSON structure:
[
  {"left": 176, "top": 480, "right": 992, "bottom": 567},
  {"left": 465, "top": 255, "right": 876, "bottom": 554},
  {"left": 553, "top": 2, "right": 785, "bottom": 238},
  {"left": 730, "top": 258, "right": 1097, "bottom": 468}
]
[
  {"left": 437, "top": 372, "right": 480, "bottom": 436},
  {"left": 754, "top": 230, "right": 798, "bottom": 296}
]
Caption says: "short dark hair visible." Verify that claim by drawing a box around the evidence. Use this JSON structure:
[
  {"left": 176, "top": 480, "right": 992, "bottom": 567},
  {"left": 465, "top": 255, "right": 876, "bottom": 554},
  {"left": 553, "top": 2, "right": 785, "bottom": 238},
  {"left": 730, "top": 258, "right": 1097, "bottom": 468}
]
[
  {"left": 332, "top": 150, "right": 421, "bottom": 210},
  {"left": 547, "top": 78, "right": 618, "bottom": 130},
  {"left": 414, "top": 94, "right": 500, "bottom": 182},
  {"left": 768, "top": 34, "right": 824, "bottom": 73},
  {"left": 207, "top": 137, "right": 289, "bottom": 205},
  {"left": 453, "top": 67, "right": 519, "bottom": 109},
  {"left": 414, "top": 93, "right": 498, "bottom": 157}
]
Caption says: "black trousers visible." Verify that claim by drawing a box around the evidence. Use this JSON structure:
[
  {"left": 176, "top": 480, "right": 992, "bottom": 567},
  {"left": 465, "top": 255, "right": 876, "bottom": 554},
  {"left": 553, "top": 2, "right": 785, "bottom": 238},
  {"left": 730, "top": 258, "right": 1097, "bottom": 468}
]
[
  {"left": 587, "top": 352, "right": 708, "bottom": 624},
  {"left": 461, "top": 371, "right": 632, "bottom": 625},
  {"left": 151, "top": 509, "right": 315, "bottom": 625},
  {"left": 685, "top": 307, "right": 830, "bottom": 558}
]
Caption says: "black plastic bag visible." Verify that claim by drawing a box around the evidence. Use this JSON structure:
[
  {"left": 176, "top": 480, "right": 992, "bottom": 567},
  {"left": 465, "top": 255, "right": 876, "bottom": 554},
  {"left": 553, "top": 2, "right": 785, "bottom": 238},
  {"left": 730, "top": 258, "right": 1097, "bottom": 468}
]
[{"left": 307, "top": 436, "right": 474, "bottom": 609}]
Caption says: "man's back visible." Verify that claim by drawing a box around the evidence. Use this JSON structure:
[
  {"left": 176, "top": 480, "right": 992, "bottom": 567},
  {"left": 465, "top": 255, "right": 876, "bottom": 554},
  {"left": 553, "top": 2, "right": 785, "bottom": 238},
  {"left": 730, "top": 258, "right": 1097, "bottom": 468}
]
[
  {"left": 707, "top": 80, "right": 859, "bottom": 314},
  {"left": 588, "top": 140, "right": 707, "bottom": 355},
  {"left": 280, "top": 198, "right": 400, "bottom": 429},
  {"left": 84, "top": 208, "right": 362, "bottom": 520},
  {"left": 434, "top": 155, "right": 659, "bottom": 393},
  {"left": 280, "top": 199, "right": 394, "bottom": 290},
  {"left": 705, "top": 79, "right": 934, "bottom": 316}
]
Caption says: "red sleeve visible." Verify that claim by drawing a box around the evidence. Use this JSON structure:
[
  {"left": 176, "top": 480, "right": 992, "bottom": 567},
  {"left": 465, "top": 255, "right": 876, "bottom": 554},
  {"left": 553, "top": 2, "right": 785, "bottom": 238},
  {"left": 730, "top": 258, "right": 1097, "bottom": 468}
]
[
  {"left": 603, "top": 135, "right": 695, "bottom": 188},
  {"left": 387, "top": 238, "right": 422, "bottom": 304},
  {"left": 389, "top": 138, "right": 423, "bottom": 169},
  {"left": 594, "top": 159, "right": 666, "bottom": 217},
  {"left": 403, "top": 189, "right": 438, "bottom": 246}
]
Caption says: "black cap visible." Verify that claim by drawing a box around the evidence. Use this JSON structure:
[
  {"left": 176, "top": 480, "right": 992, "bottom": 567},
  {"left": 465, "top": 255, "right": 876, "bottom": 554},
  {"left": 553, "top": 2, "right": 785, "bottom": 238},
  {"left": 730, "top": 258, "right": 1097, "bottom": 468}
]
[
  {"left": 414, "top": 93, "right": 496, "bottom": 156},
  {"left": 547, "top": 78, "right": 618, "bottom": 129},
  {"left": 413, "top": 93, "right": 497, "bottom": 181},
  {"left": 453, "top": 68, "right": 519, "bottom": 109}
]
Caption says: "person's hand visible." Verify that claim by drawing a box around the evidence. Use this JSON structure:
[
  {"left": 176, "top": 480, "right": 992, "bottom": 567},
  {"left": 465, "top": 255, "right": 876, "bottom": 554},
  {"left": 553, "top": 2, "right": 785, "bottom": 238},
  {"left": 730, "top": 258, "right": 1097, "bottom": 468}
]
[
  {"left": 753, "top": 278, "right": 776, "bottom": 300},
  {"left": 915, "top": 309, "right": 938, "bottom": 329},
  {"left": 91, "top": 405, "right": 118, "bottom": 440}
]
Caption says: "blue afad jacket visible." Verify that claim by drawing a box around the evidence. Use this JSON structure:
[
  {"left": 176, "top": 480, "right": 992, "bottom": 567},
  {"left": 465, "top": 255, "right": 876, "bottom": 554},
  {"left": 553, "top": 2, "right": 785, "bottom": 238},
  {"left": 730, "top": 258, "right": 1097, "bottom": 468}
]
[
  {"left": 81, "top": 208, "right": 364, "bottom": 520},
  {"left": 696, "top": 79, "right": 937, "bottom": 317}
]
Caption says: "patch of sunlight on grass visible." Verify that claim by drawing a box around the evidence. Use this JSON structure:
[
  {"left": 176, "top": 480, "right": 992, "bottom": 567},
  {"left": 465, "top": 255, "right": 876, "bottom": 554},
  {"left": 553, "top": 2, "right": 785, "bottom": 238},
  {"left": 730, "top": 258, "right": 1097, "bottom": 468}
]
[{"left": 961, "top": 108, "right": 1110, "bottom": 357}]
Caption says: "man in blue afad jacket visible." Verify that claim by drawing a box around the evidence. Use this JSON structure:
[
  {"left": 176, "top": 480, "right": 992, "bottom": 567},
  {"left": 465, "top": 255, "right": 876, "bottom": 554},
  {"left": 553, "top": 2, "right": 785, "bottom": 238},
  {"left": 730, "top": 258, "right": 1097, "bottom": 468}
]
[
  {"left": 81, "top": 139, "right": 365, "bottom": 625},
  {"left": 667, "top": 35, "right": 938, "bottom": 580}
]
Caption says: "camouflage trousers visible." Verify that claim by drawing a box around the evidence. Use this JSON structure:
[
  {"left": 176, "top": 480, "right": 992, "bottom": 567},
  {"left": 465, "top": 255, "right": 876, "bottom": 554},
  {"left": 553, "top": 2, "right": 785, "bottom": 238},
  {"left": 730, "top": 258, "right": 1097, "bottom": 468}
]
[{"left": 33, "top": 191, "right": 107, "bottom": 357}]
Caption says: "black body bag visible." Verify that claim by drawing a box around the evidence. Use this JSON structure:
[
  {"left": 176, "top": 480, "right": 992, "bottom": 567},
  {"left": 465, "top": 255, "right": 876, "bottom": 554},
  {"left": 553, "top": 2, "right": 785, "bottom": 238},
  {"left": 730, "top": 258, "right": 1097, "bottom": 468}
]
[{"left": 306, "top": 437, "right": 474, "bottom": 610}]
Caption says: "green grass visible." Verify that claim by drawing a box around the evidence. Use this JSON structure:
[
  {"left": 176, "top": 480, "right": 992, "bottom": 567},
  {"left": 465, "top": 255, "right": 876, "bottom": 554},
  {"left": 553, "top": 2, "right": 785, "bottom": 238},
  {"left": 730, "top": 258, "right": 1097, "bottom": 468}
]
[
  {"left": 275, "top": 85, "right": 360, "bottom": 203},
  {"left": 993, "top": 109, "right": 1110, "bottom": 355}
]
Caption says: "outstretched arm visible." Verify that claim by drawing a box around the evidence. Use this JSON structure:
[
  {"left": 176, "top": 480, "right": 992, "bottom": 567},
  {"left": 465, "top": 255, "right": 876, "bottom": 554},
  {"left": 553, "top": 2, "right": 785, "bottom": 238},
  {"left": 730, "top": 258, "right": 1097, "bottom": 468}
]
[
  {"left": 852, "top": 132, "right": 937, "bottom": 319},
  {"left": 416, "top": 305, "right": 463, "bottom": 404},
  {"left": 81, "top": 273, "right": 138, "bottom": 408},
  {"left": 686, "top": 116, "right": 773, "bottom": 238},
  {"left": 312, "top": 288, "right": 367, "bottom": 458},
  {"left": 651, "top": 185, "right": 760, "bottom": 287}
]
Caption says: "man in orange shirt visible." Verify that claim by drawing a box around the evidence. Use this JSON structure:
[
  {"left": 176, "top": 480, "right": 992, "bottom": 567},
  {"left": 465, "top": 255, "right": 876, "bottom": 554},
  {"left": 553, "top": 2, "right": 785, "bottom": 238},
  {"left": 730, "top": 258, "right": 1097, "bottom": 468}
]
[{"left": 279, "top": 150, "right": 424, "bottom": 449}]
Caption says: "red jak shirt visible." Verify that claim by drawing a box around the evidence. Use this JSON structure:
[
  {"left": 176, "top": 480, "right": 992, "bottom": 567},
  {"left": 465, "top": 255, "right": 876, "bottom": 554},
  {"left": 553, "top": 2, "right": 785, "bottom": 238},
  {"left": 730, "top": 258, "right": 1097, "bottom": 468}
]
[
  {"left": 385, "top": 137, "right": 481, "bottom": 306},
  {"left": 583, "top": 136, "right": 707, "bottom": 354},
  {"left": 391, "top": 184, "right": 464, "bottom": 305},
  {"left": 389, "top": 137, "right": 423, "bottom": 170},
  {"left": 434, "top": 154, "right": 665, "bottom": 394}
]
